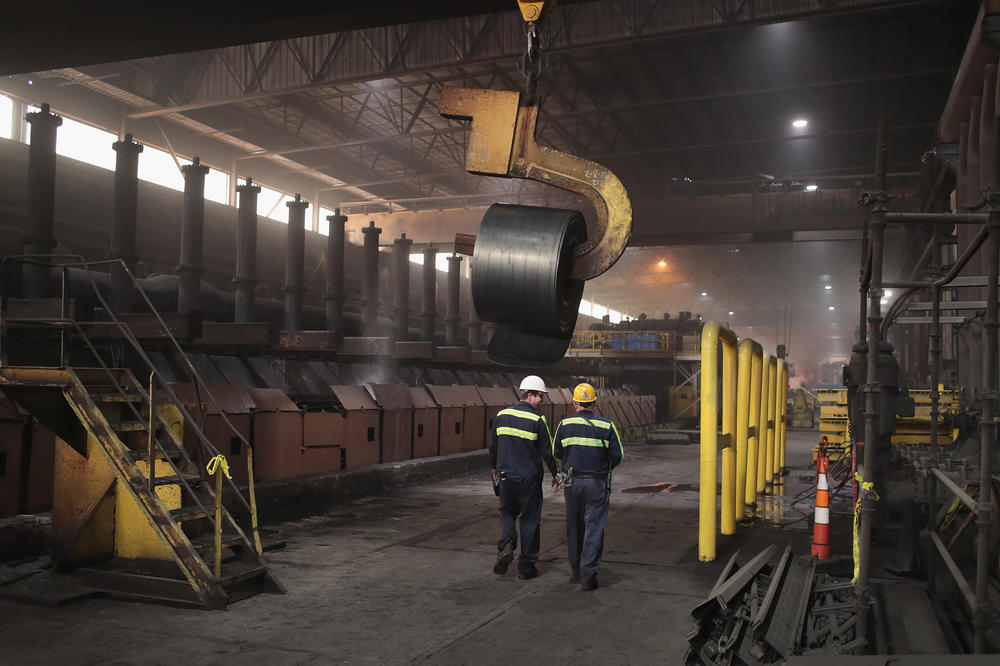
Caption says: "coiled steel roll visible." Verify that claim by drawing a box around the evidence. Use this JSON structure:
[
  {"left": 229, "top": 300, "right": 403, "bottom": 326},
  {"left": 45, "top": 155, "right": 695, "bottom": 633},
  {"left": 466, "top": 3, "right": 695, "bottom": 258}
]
[{"left": 471, "top": 203, "right": 587, "bottom": 365}]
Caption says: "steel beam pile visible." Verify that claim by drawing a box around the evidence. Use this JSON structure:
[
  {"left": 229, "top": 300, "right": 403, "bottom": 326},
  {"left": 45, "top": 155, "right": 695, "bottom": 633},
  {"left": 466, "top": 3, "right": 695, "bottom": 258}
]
[{"left": 685, "top": 545, "right": 862, "bottom": 665}]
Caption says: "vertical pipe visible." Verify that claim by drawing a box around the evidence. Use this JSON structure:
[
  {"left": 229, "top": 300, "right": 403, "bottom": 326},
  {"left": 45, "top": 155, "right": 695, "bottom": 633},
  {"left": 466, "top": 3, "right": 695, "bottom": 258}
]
[
  {"left": 959, "top": 122, "right": 970, "bottom": 210},
  {"left": 446, "top": 254, "right": 462, "bottom": 345},
  {"left": 393, "top": 233, "right": 413, "bottom": 340},
  {"left": 764, "top": 359, "right": 777, "bottom": 494},
  {"left": 858, "top": 118, "right": 889, "bottom": 646},
  {"left": 975, "top": 175, "right": 999, "bottom": 657},
  {"left": 720, "top": 338, "right": 737, "bottom": 535},
  {"left": 178, "top": 157, "right": 209, "bottom": 314},
  {"left": 735, "top": 340, "right": 754, "bottom": 521},
  {"left": 467, "top": 263, "right": 483, "bottom": 348},
  {"left": 969, "top": 98, "right": 982, "bottom": 207},
  {"left": 325, "top": 209, "right": 347, "bottom": 334},
  {"left": 756, "top": 356, "right": 772, "bottom": 496},
  {"left": 22, "top": 103, "right": 62, "bottom": 298},
  {"left": 283, "top": 194, "right": 309, "bottom": 331},
  {"left": 421, "top": 244, "right": 438, "bottom": 341},
  {"left": 778, "top": 361, "right": 788, "bottom": 475},
  {"left": 699, "top": 323, "right": 720, "bottom": 561},
  {"left": 109, "top": 133, "right": 143, "bottom": 313},
  {"left": 233, "top": 178, "right": 260, "bottom": 323},
  {"left": 10, "top": 99, "right": 26, "bottom": 143},
  {"left": 361, "top": 221, "right": 382, "bottom": 336},
  {"left": 745, "top": 347, "right": 763, "bottom": 512},
  {"left": 981, "top": 66, "right": 997, "bottom": 193}
]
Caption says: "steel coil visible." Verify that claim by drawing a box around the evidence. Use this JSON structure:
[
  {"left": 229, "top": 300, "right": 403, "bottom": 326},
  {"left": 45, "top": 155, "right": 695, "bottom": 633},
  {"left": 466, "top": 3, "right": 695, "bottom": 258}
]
[{"left": 471, "top": 203, "right": 587, "bottom": 366}]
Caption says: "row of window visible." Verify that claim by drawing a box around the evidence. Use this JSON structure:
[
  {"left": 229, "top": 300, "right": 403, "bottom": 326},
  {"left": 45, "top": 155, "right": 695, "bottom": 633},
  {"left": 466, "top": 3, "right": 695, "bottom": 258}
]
[{"left": 0, "top": 95, "right": 628, "bottom": 321}]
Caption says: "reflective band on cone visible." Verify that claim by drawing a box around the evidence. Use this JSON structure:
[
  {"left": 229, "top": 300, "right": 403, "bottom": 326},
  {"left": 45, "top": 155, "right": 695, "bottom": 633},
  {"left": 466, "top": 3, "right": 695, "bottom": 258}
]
[{"left": 811, "top": 453, "right": 831, "bottom": 559}]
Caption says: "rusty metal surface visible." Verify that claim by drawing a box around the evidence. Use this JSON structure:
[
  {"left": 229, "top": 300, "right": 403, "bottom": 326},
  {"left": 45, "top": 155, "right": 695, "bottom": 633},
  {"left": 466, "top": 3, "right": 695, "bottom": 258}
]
[
  {"left": 87, "top": 312, "right": 202, "bottom": 341},
  {"left": 246, "top": 387, "right": 299, "bottom": 413},
  {"left": 438, "top": 86, "right": 632, "bottom": 281},
  {"left": 276, "top": 330, "right": 339, "bottom": 352},
  {"left": 196, "top": 322, "right": 277, "bottom": 348},
  {"left": 393, "top": 340, "right": 433, "bottom": 358},
  {"left": 329, "top": 385, "right": 378, "bottom": 411},
  {"left": 339, "top": 336, "right": 393, "bottom": 356},
  {"left": 433, "top": 346, "right": 470, "bottom": 362}
]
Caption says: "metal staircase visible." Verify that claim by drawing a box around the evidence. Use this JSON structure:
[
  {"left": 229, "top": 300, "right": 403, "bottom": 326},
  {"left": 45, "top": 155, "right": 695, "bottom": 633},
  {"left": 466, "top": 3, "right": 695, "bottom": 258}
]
[{"left": 0, "top": 256, "right": 283, "bottom": 609}]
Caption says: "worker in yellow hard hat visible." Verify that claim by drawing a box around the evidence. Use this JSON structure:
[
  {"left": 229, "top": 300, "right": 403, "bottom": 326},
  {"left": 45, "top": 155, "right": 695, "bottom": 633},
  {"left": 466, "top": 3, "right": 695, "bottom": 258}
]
[
  {"left": 489, "top": 375, "right": 560, "bottom": 580},
  {"left": 552, "top": 382, "right": 624, "bottom": 591}
]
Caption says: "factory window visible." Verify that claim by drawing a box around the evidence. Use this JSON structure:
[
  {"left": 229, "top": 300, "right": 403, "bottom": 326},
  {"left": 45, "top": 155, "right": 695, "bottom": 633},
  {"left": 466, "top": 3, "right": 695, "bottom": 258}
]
[
  {"left": 204, "top": 168, "right": 230, "bottom": 205},
  {"left": 318, "top": 208, "right": 335, "bottom": 235},
  {"left": 230, "top": 437, "right": 241, "bottom": 456},
  {"left": 0, "top": 94, "right": 13, "bottom": 140},
  {"left": 578, "top": 299, "right": 592, "bottom": 316},
  {"left": 54, "top": 115, "right": 117, "bottom": 171},
  {"left": 367, "top": 426, "right": 375, "bottom": 442},
  {"left": 256, "top": 186, "right": 293, "bottom": 223},
  {"left": 592, "top": 304, "right": 608, "bottom": 319},
  {"left": 137, "top": 144, "right": 184, "bottom": 191},
  {"left": 409, "top": 253, "right": 452, "bottom": 273},
  {"left": 417, "top": 423, "right": 424, "bottom": 437},
  {"left": 609, "top": 309, "right": 622, "bottom": 324}
]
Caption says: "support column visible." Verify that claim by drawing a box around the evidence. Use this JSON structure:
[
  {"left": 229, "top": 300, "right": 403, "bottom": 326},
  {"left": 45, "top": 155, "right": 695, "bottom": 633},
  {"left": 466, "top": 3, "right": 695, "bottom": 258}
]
[
  {"left": 421, "top": 245, "right": 437, "bottom": 341},
  {"left": 466, "top": 263, "right": 482, "bottom": 347},
  {"left": 446, "top": 254, "right": 462, "bottom": 346},
  {"left": 178, "top": 157, "right": 209, "bottom": 314},
  {"left": 10, "top": 99, "right": 26, "bottom": 143},
  {"left": 393, "top": 233, "right": 413, "bottom": 340},
  {"left": 857, "top": 118, "right": 888, "bottom": 648},
  {"left": 21, "top": 103, "right": 62, "bottom": 298},
  {"left": 233, "top": 178, "right": 260, "bottom": 323},
  {"left": 283, "top": 194, "right": 309, "bottom": 331},
  {"left": 325, "top": 209, "right": 347, "bottom": 335},
  {"left": 361, "top": 221, "right": 382, "bottom": 336},
  {"left": 109, "top": 134, "right": 143, "bottom": 312}
]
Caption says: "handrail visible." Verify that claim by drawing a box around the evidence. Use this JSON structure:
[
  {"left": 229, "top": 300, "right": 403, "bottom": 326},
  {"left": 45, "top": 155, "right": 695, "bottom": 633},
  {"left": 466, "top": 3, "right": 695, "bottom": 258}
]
[
  {"left": 737, "top": 339, "right": 763, "bottom": 520},
  {"left": 0, "top": 255, "right": 258, "bottom": 540},
  {"left": 930, "top": 467, "right": 977, "bottom": 512}
]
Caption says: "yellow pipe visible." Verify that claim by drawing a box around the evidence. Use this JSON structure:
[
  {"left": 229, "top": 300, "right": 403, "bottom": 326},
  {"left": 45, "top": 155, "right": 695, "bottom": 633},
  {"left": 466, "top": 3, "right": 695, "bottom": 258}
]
[
  {"left": 778, "top": 361, "right": 788, "bottom": 476},
  {"left": 742, "top": 342, "right": 764, "bottom": 513},
  {"left": 698, "top": 321, "right": 738, "bottom": 561},
  {"left": 764, "top": 357, "right": 777, "bottom": 494},
  {"left": 720, "top": 335, "right": 738, "bottom": 535},
  {"left": 734, "top": 339, "right": 759, "bottom": 521},
  {"left": 773, "top": 359, "right": 785, "bottom": 484},
  {"left": 757, "top": 356, "right": 772, "bottom": 495}
]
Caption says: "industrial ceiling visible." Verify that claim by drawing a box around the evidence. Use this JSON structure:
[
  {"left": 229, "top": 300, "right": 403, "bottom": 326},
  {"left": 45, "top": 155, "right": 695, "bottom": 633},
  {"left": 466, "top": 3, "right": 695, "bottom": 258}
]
[{"left": 0, "top": 0, "right": 978, "bottom": 376}]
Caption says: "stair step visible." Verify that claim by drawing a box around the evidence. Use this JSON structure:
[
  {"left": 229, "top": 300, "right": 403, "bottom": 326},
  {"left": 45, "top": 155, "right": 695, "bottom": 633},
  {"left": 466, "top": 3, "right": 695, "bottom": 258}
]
[
  {"left": 154, "top": 474, "right": 201, "bottom": 488},
  {"left": 127, "top": 446, "right": 183, "bottom": 462},
  {"left": 191, "top": 533, "right": 245, "bottom": 554},
  {"left": 91, "top": 391, "right": 144, "bottom": 403},
  {"left": 110, "top": 420, "right": 147, "bottom": 432},
  {"left": 219, "top": 562, "right": 267, "bottom": 588},
  {"left": 170, "top": 506, "right": 209, "bottom": 522}
]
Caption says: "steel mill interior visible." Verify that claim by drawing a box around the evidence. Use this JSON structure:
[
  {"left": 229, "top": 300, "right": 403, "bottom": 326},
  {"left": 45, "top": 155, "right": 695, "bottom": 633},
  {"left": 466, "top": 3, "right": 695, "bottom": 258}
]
[{"left": 1, "top": 1, "right": 1000, "bottom": 663}]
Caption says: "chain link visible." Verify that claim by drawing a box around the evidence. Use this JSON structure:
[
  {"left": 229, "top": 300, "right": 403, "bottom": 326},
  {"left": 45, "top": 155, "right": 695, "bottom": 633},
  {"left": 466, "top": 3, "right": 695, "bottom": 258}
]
[{"left": 518, "top": 22, "right": 544, "bottom": 106}]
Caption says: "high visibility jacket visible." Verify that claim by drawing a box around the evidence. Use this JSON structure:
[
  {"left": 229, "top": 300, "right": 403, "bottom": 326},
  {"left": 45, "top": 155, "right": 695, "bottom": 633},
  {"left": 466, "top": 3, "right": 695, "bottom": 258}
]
[
  {"left": 552, "top": 410, "right": 624, "bottom": 476},
  {"left": 489, "top": 401, "right": 557, "bottom": 481}
]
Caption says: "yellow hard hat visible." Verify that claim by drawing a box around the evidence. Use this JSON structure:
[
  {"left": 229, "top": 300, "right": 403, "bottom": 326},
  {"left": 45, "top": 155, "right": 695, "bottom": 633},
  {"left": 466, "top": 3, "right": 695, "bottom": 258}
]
[{"left": 573, "top": 383, "right": 597, "bottom": 403}]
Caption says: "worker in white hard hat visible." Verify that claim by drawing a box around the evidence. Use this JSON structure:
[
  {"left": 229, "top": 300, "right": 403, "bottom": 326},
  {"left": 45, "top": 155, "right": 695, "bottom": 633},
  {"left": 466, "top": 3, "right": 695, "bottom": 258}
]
[
  {"left": 489, "top": 375, "right": 560, "bottom": 580},
  {"left": 552, "top": 382, "right": 624, "bottom": 591}
]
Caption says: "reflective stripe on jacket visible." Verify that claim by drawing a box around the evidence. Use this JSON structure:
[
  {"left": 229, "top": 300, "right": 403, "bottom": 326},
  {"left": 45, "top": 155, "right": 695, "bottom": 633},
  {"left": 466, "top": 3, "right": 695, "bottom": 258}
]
[
  {"left": 489, "top": 401, "right": 557, "bottom": 481},
  {"left": 552, "top": 410, "right": 624, "bottom": 475}
]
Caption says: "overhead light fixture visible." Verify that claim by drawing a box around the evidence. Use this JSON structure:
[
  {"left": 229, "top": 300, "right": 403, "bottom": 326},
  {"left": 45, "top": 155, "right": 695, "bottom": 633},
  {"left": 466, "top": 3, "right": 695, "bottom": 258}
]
[
  {"left": 657, "top": 259, "right": 666, "bottom": 268},
  {"left": 805, "top": 184, "right": 818, "bottom": 192},
  {"left": 728, "top": 311, "right": 734, "bottom": 316},
  {"left": 824, "top": 285, "right": 832, "bottom": 290},
  {"left": 828, "top": 306, "right": 836, "bottom": 311},
  {"left": 792, "top": 118, "right": 808, "bottom": 128},
  {"left": 701, "top": 291, "right": 708, "bottom": 297}
]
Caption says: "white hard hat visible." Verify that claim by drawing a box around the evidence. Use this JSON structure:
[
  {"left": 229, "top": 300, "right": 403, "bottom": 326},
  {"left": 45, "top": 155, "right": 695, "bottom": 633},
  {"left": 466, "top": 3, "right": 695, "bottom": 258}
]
[{"left": 518, "top": 375, "right": 548, "bottom": 393}]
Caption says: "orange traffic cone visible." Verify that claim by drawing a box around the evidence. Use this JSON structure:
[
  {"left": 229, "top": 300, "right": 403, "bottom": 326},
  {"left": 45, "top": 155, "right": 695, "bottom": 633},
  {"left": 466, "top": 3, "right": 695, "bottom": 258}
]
[{"left": 811, "top": 440, "right": 831, "bottom": 560}]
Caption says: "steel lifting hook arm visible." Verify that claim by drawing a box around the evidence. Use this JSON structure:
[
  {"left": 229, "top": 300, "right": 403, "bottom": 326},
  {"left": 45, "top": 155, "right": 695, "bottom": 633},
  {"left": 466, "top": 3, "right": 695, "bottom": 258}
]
[{"left": 438, "top": 87, "right": 632, "bottom": 281}]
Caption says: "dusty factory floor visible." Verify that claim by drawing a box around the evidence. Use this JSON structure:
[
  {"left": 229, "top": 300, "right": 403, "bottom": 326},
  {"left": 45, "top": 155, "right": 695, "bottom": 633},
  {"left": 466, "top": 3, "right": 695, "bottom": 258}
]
[{"left": 0, "top": 430, "right": 821, "bottom": 665}]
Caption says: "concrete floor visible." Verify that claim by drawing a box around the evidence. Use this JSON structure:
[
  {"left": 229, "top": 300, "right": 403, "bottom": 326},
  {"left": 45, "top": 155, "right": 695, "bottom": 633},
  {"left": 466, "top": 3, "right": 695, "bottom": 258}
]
[{"left": 0, "top": 429, "right": 820, "bottom": 665}]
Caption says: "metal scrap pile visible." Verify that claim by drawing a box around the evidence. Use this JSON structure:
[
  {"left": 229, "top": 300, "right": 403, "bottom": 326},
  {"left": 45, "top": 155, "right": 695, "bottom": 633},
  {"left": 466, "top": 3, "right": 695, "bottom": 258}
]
[{"left": 685, "top": 544, "right": 862, "bottom": 664}]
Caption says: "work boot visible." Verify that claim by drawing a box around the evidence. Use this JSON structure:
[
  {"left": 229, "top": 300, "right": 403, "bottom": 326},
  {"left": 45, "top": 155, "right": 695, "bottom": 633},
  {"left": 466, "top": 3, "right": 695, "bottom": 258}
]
[
  {"left": 518, "top": 563, "right": 539, "bottom": 580},
  {"left": 569, "top": 567, "right": 580, "bottom": 584},
  {"left": 494, "top": 544, "right": 514, "bottom": 575},
  {"left": 581, "top": 574, "right": 599, "bottom": 591}
]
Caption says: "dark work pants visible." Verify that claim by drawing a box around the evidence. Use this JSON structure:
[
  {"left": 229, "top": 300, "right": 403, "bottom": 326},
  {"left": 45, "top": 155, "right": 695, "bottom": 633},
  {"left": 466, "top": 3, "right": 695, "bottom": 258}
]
[
  {"left": 497, "top": 477, "right": 543, "bottom": 567},
  {"left": 564, "top": 477, "right": 610, "bottom": 580}
]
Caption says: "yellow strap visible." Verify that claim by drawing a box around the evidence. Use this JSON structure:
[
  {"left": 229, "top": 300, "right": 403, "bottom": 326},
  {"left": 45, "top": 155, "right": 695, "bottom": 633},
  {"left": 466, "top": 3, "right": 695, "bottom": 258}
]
[
  {"left": 206, "top": 454, "right": 231, "bottom": 479},
  {"left": 851, "top": 474, "right": 879, "bottom": 583}
]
